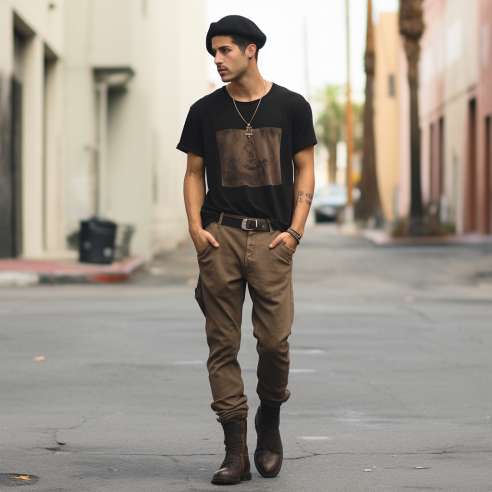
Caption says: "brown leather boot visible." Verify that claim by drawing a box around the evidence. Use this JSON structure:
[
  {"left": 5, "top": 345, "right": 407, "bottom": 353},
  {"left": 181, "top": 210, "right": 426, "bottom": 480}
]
[
  {"left": 211, "top": 419, "right": 252, "bottom": 485},
  {"left": 254, "top": 403, "right": 283, "bottom": 478}
]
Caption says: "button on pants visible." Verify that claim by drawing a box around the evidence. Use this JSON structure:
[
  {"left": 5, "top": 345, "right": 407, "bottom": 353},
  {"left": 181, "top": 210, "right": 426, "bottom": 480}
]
[{"left": 195, "top": 221, "right": 294, "bottom": 423}]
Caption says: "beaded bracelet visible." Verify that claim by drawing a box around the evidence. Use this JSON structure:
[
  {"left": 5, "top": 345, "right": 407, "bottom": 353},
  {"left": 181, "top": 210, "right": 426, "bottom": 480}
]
[
  {"left": 286, "top": 229, "right": 299, "bottom": 244},
  {"left": 288, "top": 227, "right": 302, "bottom": 241},
  {"left": 287, "top": 227, "right": 302, "bottom": 244}
]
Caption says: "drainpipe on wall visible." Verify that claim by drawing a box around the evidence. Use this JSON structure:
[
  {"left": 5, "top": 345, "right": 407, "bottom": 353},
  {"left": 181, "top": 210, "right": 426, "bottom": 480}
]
[{"left": 95, "top": 80, "right": 108, "bottom": 217}]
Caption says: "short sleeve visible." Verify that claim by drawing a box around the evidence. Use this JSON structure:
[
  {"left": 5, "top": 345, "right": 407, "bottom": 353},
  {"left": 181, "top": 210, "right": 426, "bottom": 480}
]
[
  {"left": 176, "top": 103, "right": 204, "bottom": 156},
  {"left": 291, "top": 96, "right": 317, "bottom": 155}
]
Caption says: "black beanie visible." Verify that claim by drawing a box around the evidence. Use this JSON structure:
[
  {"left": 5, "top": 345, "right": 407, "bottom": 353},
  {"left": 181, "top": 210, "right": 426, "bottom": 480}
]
[{"left": 206, "top": 15, "right": 266, "bottom": 56}]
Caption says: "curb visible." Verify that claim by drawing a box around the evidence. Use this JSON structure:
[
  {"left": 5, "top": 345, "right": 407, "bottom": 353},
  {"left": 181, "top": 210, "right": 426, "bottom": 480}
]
[
  {"left": 0, "top": 257, "right": 145, "bottom": 286},
  {"left": 362, "top": 230, "right": 492, "bottom": 247},
  {"left": 0, "top": 272, "right": 40, "bottom": 287}
]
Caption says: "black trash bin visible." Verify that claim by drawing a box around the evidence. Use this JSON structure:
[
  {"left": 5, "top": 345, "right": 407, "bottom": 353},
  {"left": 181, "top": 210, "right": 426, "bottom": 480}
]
[{"left": 79, "top": 217, "right": 117, "bottom": 264}]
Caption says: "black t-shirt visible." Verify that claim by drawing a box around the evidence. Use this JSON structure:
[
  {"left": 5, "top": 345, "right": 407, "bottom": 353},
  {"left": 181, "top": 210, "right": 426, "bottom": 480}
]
[{"left": 177, "top": 83, "right": 317, "bottom": 231}]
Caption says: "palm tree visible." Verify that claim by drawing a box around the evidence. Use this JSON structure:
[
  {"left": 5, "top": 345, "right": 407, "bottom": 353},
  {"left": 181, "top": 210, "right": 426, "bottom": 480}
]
[
  {"left": 355, "top": 0, "right": 383, "bottom": 224},
  {"left": 316, "top": 85, "right": 345, "bottom": 183},
  {"left": 399, "top": 0, "right": 425, "bottom": 233}
]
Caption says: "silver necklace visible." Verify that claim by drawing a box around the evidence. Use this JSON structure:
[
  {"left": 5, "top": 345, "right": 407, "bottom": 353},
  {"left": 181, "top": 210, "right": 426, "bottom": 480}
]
[{"left": 229, "top": 80, "right": 268, "bottom": 139}]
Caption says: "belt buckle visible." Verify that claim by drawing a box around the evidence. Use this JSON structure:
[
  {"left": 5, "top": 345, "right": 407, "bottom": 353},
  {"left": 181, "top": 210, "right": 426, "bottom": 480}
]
[{"left": 241, "top": 218, "right": 258, "bottom": 231}]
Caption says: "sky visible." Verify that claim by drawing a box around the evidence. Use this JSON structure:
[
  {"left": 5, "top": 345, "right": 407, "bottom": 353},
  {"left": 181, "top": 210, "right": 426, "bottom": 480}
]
[{"left": 206, "top": 0, "right": 398, "bottom": 102}]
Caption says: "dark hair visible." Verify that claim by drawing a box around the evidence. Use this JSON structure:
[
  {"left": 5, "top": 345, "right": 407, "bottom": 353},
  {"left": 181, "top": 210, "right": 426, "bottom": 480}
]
[{"left": 230, "top": 34, "right": 259, "bottom": 60}]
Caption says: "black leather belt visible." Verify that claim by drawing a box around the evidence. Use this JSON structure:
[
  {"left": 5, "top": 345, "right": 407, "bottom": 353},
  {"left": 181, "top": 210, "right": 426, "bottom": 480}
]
[{"left": 216, "top": 213, "right": 272, "bottom": 232}]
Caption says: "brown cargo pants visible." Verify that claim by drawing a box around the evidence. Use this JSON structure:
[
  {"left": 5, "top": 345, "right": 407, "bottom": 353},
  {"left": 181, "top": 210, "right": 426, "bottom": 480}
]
[{"left": 195, "top": 219, "right": 294, "bottom": 423}]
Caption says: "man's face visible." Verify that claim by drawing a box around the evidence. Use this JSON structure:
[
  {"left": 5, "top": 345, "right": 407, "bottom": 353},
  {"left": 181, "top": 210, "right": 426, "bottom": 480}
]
[{"left": 211, "top": 35, "right": 254, "bottom": 82}]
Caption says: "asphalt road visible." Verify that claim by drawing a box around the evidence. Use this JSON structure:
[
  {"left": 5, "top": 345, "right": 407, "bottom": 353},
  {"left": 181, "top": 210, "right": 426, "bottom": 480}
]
[{"left": 1, "top": 225, "right": 492, "bottom": 491}]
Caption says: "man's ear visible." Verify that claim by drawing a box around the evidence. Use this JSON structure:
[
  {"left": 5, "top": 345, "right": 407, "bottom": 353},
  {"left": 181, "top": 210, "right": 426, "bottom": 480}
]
[{"left": 246, "top": 44, "right": 257, "bottom": 59}]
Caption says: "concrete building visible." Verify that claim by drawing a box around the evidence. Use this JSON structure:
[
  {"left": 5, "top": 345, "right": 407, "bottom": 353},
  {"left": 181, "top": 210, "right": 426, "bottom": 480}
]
[
  {"left": 0, "top": 0, "right": 65, "bottom": 259},
  {"left": 0, "top": 0, "right": 207, "bottom": 260},
  {"left": 398, "top": 0, "right": 491, "bottom": 234},
  {"left": 374, "top": 10, "right": 400, "bottom": 222}
]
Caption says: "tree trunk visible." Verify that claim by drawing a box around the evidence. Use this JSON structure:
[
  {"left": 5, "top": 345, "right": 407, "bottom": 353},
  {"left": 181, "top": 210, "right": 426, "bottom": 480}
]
[
  {"left": 327, "top": 144, "right": 337, "bottom": 183},
  {"left": 355, "top": 0, "right": 383, "bottom": 224},
  {"left": 405, "top": 39, "right": 424, "bottom": 225},
  {"left": 399, "top": 0, "right": 425, "bottom": 234}
]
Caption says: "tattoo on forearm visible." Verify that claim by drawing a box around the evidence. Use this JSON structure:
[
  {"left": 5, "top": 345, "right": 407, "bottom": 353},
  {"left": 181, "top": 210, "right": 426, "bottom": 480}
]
[{"left": 295, "top": 191, "right": 313, "bottom": 205}]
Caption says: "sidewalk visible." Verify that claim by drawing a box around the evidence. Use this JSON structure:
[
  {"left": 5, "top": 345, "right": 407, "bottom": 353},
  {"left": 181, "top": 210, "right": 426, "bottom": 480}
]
[
  {"left": 0, "top": 256, "right": 145, "bottom": 286},
  {"left": 337, "top": 223, "right": 492, "bottom": 248}
]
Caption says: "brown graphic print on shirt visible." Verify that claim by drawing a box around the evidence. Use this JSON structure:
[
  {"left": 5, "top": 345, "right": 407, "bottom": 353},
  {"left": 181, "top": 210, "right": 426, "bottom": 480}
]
[{"left": 216, "top": 127, "right": 282, "bottom": 187}]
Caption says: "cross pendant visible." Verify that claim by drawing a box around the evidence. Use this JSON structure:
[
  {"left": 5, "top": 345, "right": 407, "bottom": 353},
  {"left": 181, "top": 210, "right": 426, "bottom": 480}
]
[{"left": 245, "top": 124, "right": 254, "bottom": 138}]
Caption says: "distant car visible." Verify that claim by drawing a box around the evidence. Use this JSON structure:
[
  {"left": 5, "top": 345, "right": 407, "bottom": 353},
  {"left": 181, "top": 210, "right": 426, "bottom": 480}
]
[{"left": 312, "top": 184, "right": 348, "bottom": 223}]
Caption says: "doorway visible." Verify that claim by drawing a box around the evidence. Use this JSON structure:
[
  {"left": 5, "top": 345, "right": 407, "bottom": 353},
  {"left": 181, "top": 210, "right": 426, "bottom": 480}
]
[
  {"left": 0, "top": 38, "right": 23, "bottom": 258},
  {"left": 485, "top": 115, "right": 491, "bottom": 233},
  {"left": 465, "top": 98, "right": 477, "bottom": 232}
]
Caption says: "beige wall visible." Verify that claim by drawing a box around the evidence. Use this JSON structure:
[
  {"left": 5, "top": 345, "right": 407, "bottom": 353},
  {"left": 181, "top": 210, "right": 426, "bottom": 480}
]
[
  {"left": 0, "top": 0, "right": 65, "bottom": 257},
  {"left": 9, "top": 0, "right": 64, "bottom": 54},
  {"left": 0, "top": 2, "right": 13, "bottom": 71},
  {"left": 63, "top": 0, "right": 97, "bottom": 233},
  {"left": 398, "top": 41, "right": 410, "bottom": 220},
  {"left": 64, "top": 0, "right": 207, "bottom": 258},
  {"left": 1, "top": 0, "right": 207, "bottom": 259},
  {"left": 374, "top": 11, "right": 400, "bottom": 222},
  {"left": 152, "top": 0, "right": 208, "bottom": 253}
]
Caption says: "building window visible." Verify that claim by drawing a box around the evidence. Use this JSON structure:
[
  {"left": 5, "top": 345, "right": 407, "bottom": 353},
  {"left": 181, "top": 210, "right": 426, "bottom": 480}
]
[{"left": 388, "top": 74, "right": 396, "bottom": 98}]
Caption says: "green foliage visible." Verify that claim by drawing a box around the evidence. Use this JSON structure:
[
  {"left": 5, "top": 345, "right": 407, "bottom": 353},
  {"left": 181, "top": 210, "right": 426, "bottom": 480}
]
[{"left": 315, "top": 84, "right": 364, "bottom": 153}]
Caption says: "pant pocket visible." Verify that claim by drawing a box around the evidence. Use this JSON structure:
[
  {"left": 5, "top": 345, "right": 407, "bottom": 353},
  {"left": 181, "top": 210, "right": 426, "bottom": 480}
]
[{"left": 194, "top": 274, "right": 207, "bottom": 317}]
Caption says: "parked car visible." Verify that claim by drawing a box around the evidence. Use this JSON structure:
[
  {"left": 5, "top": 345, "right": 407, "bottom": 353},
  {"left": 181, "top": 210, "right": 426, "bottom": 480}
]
[{"left": 312, "top": 184, "right": 348, "bottom": 223}]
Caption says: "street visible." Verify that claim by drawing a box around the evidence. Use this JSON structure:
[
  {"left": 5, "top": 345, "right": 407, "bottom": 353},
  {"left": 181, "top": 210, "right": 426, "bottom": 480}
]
[{"left": 1, "top": 225, "right": 492, "bottom": 491}]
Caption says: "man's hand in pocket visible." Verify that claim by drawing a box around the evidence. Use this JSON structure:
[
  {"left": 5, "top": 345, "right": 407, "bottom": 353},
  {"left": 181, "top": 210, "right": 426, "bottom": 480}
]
[{"left": 190, "top": 225, "right": 219, "bottom": 254}]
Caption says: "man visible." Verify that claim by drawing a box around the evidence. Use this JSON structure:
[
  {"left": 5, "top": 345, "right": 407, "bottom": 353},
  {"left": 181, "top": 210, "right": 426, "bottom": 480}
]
[{"left": 177, "top": 15, "right": 316, "bottom": 485}]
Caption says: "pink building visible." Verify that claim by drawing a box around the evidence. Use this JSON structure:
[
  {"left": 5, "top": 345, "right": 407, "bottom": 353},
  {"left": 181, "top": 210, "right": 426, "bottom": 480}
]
[
  {"left": 476, "top": 0, "right": 492, "bottom": 234},
  {"left": 399, "top": 0, "right": 492, "bottom": 234}
]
